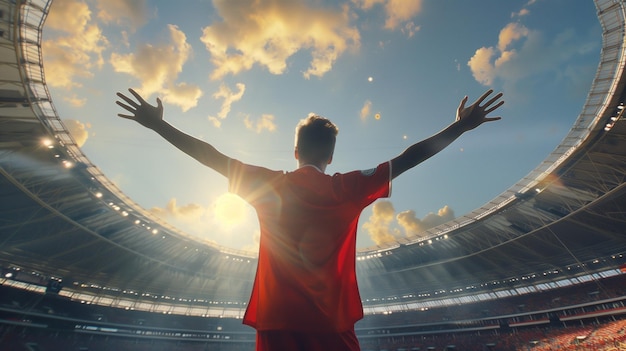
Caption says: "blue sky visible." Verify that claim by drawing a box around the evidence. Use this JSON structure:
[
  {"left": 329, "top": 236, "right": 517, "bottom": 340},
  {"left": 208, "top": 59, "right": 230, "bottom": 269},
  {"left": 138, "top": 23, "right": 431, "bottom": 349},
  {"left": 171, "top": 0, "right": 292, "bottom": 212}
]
[{"left": 42, "top": 0, "right": 601, "bottom": 252}]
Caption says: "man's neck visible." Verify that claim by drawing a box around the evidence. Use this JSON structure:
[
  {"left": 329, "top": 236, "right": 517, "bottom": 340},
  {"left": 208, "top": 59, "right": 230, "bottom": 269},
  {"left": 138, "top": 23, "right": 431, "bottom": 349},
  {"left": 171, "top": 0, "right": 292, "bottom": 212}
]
[{"left": 297, "top": 162, "right": 327, "bottom": 173}]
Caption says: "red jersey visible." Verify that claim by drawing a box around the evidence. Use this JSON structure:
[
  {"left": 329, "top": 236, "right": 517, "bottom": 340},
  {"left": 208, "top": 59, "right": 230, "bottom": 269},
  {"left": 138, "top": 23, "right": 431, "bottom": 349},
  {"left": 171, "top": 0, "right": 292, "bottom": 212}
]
[{"left": 228, "top": 160, "right": 391, "bottom": 332}]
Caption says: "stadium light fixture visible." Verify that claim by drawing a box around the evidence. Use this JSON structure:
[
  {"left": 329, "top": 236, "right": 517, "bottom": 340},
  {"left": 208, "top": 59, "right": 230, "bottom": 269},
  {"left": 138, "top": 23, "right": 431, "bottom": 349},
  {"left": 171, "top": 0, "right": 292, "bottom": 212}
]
[{"left": 41, "top": 138, "right": 54, "bottom": 148}]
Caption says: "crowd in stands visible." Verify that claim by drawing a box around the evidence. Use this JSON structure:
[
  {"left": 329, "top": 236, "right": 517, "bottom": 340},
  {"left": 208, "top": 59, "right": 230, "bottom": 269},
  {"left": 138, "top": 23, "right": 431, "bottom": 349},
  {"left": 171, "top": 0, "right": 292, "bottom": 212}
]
[
  {"left": 0, "top": 274, "right": 624, "bottom": 350},
  {"left": 358, "top": 320, "right": 626, "bottom": 350}
]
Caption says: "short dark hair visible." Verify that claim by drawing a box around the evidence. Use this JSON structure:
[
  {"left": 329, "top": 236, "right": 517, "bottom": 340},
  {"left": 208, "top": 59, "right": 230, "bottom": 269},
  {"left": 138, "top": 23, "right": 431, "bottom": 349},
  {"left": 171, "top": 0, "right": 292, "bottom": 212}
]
[{"left": 295, "top": 115, "right": 339, "bottom": 164}]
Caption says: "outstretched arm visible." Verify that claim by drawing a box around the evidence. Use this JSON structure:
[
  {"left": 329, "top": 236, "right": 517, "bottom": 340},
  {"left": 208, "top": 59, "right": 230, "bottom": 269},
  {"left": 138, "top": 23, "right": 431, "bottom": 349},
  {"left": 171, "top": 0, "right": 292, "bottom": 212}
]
[
  {"left": 116, "top": 88, "right": 230, "bottom": 177},
  {"left": 390, "top": 89, "right": 504, "bottom": 179}
]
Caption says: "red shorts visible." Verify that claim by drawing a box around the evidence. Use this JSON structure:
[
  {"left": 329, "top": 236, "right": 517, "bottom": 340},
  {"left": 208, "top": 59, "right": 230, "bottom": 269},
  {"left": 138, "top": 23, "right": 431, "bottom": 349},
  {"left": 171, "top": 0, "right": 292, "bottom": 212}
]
[{"left": 256, "top": 328, "right": 360, "bottom": 351}]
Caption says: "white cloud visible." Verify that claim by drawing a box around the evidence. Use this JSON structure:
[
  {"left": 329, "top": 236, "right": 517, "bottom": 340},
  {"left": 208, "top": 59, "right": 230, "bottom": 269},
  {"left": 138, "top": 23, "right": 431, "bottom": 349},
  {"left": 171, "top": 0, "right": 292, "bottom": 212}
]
[
  {"left": 468, "top": 22, "right": 530, "bottom": 86},
  {"left": 149, "top": 195, "right": 258, "bottom": 251},
  {"left": 498, "top": 22, "right": 530, "bottom": 52},
  {"left": 363, "top": 201, "right": 456, "bottom": 245},
  {"left": 402, "top": 21, "right": 420, "bottom": 38},
  {"left": 207, "top": 83, "right": 246, "bottom": 126},
  {"left": 149, "top": 198, "right": 206, "bottom": 221},
  {"left": 46, "top": 0, "right": 92, "bottom": 32},
  {"left": 244, "top": 114, "right": 277, "bottom": 134},
  {"left": 511, "top": 0, "right": 537, "bottom": 18},
  {"left": 43, "top": 0, "right": 109, "bottom": 89},
  {"left": 351, "top": 0, "right": 384, "bottom": 10},
  {"left": 162, "top": 83, "right": 204, "bottom": 112},
  {"left": 362, "top": 201, "right": 400, "bottom": 245},
  {"left": 63, "top": 94, "right": 87, "bottom": 107},
  {"left": 200, "top": 0, "right": 360, "bottom": 80},
  {"left": 352, "top": 0, "right": 422, "bottom": 35},
  {"left": 383, "top": 0, "right": 422, "bottom": 31},
  {"left": 397, "top": 206, "right": 455, "bottom": 237},
  {"left": 149, "top": 194, "right": 252, "bottom": 230},
  {"left": 96, "top": 0, "right": 149, "bottom": 28},
  {"left": 110, "top": 24, "right": 202, "bottom": 111},
  {"left": 208, "top": 116, "right": 222, "bottom": 128},
  {"left": 468, "top": 46, "right": 498, "bottom": 86},
  {"left": 512, "top": 8, "right": 530, "bottom": 18},
  {"left": 360, "top": 100, "right": 372, "bottom": 121},
  {"left": 63, "top": 119, "right": 91, "bottom": 147}
]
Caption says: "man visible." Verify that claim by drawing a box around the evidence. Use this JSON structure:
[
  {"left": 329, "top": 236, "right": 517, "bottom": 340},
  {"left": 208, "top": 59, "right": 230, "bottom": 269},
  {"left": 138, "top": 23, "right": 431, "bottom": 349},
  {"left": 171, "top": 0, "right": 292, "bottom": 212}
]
[{"left": 116, "top": 88, "right": 503, "bottom": 350}]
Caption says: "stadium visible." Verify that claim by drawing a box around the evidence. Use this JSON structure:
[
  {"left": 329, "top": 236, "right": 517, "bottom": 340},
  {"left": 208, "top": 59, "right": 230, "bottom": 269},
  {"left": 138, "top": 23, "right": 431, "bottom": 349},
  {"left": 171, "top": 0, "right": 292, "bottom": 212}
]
[{"left": 1, "top": 0, "right": 626, "bottom": 350}]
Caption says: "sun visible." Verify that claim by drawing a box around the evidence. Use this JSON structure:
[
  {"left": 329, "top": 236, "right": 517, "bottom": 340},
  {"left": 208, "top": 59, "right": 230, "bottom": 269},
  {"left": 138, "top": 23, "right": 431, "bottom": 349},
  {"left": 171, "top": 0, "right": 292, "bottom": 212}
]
[{"left": 213, "top": 193, "right": 249, "bottom": 228}]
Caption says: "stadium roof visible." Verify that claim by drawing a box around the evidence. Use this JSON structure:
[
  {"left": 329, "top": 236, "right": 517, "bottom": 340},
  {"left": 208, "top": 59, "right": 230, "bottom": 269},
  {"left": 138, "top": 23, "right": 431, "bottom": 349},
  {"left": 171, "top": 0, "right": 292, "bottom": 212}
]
[{"left": 1, "top": 0, "right": 625, "bottom": 316}]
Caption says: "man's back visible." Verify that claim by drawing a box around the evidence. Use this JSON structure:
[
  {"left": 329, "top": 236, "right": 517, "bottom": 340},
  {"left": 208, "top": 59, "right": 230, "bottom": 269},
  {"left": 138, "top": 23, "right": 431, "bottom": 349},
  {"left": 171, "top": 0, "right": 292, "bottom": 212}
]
[{"left": 229, "top": 161, "right": 391, "bottom": 331}]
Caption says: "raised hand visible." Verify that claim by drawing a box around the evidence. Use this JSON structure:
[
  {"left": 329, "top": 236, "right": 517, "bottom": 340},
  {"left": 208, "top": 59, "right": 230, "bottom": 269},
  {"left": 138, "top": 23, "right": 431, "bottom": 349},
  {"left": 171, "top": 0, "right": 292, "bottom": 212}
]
[
  {"left": 116, "top": 88, "right": 164, "bottom": 130},
  {"left": 455, "top": 89, "right": 504, "bottom": 131}
]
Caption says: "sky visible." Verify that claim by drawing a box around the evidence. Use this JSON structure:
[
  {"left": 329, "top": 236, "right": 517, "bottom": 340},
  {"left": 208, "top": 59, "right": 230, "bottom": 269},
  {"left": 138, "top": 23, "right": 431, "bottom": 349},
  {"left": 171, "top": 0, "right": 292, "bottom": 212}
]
[{"left": 42, "top": 0, "right": 601, "bottom": 252}]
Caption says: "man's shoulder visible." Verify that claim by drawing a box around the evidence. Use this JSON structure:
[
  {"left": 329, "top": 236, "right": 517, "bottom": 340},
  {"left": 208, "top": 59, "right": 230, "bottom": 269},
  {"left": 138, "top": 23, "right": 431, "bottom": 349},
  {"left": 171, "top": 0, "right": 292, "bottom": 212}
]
[
  {"left": 229, "top": 159, "right": 284, "bottom": 177},
  {"left": 335, "top": 161, "right": 391, "bottom": 178}
]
